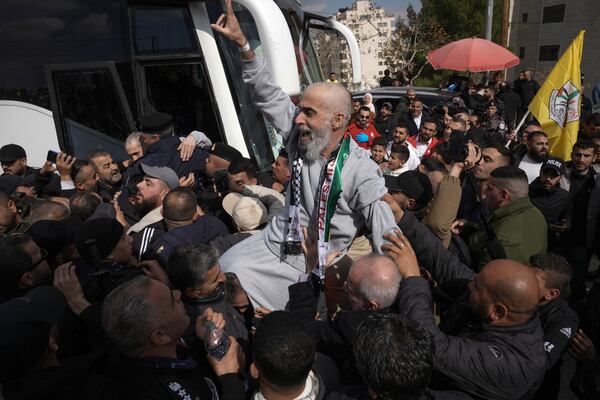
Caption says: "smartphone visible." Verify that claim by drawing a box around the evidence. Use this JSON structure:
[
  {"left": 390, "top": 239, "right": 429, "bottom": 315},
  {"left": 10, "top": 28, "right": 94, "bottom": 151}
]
[{"left": 46, "top": 150, "right": 58, "bottom": 163}]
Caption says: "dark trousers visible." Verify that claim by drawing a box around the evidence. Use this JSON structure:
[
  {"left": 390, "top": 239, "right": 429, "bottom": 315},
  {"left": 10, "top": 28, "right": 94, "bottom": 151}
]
[{"left": 561, "top": 246, "right": 593, "bottom": 302}]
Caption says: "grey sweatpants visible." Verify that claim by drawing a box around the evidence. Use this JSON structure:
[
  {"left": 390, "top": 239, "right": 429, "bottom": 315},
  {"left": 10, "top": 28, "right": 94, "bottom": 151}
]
[{"left": 219, "top": 232, "right": 305, "bottom": 311}]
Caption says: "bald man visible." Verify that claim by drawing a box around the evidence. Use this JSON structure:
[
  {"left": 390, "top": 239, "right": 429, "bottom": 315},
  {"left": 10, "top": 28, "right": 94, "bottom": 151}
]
[
  {"left": 384, "top": 232, "right": 546, "bottom": 400},
  {"left": 286, "top": 255, "right": 401, "bottom": 366},
  {"left": 388, "top": 209, "right": 578, "bottom": 399},
  {"left": 213, "top": 0, "right": 398, "bottom": 311}
]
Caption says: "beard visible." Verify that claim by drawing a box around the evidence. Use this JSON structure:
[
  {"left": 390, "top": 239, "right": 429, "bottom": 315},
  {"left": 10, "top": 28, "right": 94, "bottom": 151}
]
[
  {"left": 134, "top": 194, "right": 161, "bottom": 217},
  {"left": 298, "top": 124, "right": 330, "bottom": 162}
]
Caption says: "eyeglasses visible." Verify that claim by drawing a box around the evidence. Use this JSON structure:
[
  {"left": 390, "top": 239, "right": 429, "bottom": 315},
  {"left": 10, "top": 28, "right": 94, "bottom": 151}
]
[{"left": 29, "top": 248, "right": 48, "bottom": 270}]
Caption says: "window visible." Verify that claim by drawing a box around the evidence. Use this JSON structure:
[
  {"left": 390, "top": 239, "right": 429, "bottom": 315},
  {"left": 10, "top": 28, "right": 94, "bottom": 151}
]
[
  {"left": 519, "top": 47, "right": 525, "bottom": 59},
  {"left": 522, "top": 13, "right": 528, "bottom": 23},
  {"left": 539, "top": 45, "right": 560, "bottom": 61},
  {"left": 340, "top": 53, "right": 348, "bottom": 60},
  {"left": 48, "top": 65, "right": 132, "bottom": 160},
  {"left": 132, "top": 7, "right": 199, "bottom": 55},
  {"left": 378, "top": 71, "right": 383, "bottom": 76},
  {"left": 378, "top": 61, "right": 383, "bottom": 66},
  {"left": 542, "top": 4, "right": 565, "bottom": 23},
  {"left": 378, "top": 52, "right": 383, "bottom": 58}
]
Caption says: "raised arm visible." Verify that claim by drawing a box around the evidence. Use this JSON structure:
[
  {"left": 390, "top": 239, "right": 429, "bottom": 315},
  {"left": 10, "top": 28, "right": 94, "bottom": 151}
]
[{"left": 211, "top": 0, "right": 296, "bottom": 140}]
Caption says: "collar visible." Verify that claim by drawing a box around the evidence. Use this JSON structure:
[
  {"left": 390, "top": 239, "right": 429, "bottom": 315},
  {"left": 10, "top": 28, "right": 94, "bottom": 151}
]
[
  {"left": 489, "top": 196, "right": 534, "bottom": 221},
  {"left": 253, "top": 371, "right": 320, "bottom": 400},
  {"left": 127, "top": 207, "right": 163, "bottom": 234}
]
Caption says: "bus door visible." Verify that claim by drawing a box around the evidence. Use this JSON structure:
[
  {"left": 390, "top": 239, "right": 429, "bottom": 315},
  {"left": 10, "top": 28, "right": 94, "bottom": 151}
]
[
  {"left": 46, "top": 62, "right": 134, "bottom": 161},
  {"left": 300, "top": 13, "right": 362, "bottom": 87},
  {"left": 130, "top": 4, "right": 225, "bottom": 145}
]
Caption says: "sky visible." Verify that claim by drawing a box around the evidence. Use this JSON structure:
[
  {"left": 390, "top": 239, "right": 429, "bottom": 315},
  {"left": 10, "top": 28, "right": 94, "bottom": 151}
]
[{"left": 302, "top": 0, "right": 421, "bottom": 19}]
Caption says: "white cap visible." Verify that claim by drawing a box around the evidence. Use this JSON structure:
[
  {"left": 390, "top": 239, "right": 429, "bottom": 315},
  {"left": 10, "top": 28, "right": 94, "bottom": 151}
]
[{"left": 222, "top": 193, "right": 268, "bottom": 231}]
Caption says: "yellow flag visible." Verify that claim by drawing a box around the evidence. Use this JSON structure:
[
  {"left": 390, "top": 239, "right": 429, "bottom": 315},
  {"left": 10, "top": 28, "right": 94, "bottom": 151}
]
[{"left": 528, "top": 30, "right": 585, "bottom": 161}]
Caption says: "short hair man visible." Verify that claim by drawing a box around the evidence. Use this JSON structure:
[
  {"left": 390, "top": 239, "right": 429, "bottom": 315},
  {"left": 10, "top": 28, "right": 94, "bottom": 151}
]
[
  {"left": 204, "top": 142, "right": 243, "bottom": 179},
  {"left": 374, "top": 102, "right": 399, "bottom": 141},
  {"left": 517, "top": 131, "right": 549, "bottom": 183},
  {"left": 472, "top": 142, "right": 512, "bottom": 182},
  {"left": 125, "top": 132, "right": 144, "bottom": 161},
  {"left": 102, "top": 275, "right": 243, "bottom": 399},
  {"left": 406, "top": 117, "right": 439, "bottom": 160},
  {"left": 227, "top": 157, "right": 258, "bottom": 193},
  {"left": 0, "top": 234, "right": 52, "bottom": 301},
  {"left": 167, "top": 243, "right": 248, "bottom": 341},
  {"left": 28, "top": 200, "right": 70, "bottom": 225},
  {"left": 557, "top": 139, "right": 600, "bottom": 301},
  {"left": 347, "top": 106, "right": 382, "bottom": 149},
  {"left": 387, "top": 123, "right": 420, "bottom": 171},
  {"left": 128, "top": 164, "right": 179, "bottom": 260},
  {"left": 352, "top": 314, "right": 463, "bottom": 400},
  {"left": 271, "top": 147, "right": 291, "bottom": 192},
  {"left": 251, "top": 311, "right": 321, "bottom": 400},
  {"left": 69, "top": 191, "right": 103, "bottom": 221},
  {"left": 403, "top": 100, "right": 426, "bottom": 137},
  {"left": 87, "top": 150, "right": 122, "bottom": 187},
  {"left": 0, "top": 189, "right": 24, "bottom": 234},
  {"left": 469, "top": 166, "right": 547, "bottom": 269},
  {"left": 529, "top": 157, "right": 570, "bottom": 250},
  {"left": 149, "top": 188, "right": 228, "bottom": 266}
]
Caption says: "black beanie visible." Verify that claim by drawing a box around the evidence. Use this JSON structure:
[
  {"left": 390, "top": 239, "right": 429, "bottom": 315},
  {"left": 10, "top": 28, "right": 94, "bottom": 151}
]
[{"left": 75, "top": 218, "right": 124, "bottom": 265}]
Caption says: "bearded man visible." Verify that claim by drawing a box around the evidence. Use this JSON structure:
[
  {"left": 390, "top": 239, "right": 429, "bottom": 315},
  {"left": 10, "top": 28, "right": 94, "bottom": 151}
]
[{"left": 213, "top": 0, "right": 398, "bottom": 310}]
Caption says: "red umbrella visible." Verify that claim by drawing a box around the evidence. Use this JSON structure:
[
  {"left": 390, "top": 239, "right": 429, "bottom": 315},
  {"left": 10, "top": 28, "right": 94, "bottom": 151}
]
[{"left": 427, "top": 37, "right": 520, "bottom": 72}]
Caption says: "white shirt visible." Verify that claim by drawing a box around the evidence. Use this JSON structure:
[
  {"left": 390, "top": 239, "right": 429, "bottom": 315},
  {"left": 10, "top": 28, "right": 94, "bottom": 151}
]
[
  {"left": 386, "top": 142, "right": 420, "bottom": 171},
  {"left": 518, "top": 154, "right": 543, "bottom": 183},
  {"left": 412, "top": 136, "right": 432, "bottom": 160},
  {"left": 413, "top": 113, "right": 422, "bottom": 130}
]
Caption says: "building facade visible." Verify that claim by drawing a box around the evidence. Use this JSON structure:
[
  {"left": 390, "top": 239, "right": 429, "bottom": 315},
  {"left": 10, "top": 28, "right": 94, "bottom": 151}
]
[
  {"left": 325, "top": 0, "right": 395, "bottom": 89},
  {"left": 507, "top": 0, "right": 599, "bottom": 92}
]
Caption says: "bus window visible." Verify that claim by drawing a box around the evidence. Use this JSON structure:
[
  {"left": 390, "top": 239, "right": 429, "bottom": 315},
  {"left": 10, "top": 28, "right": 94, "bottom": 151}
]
[
  {"left": 141, "top": 62, "right": 222, "bottom": 142},
  {"left": 48, "top": 63, "right": 133, "bottom": 160},
  {"left": 206, "top": 1, "right": 276, "bottom": 170},
  {"left": 131, "top": 6, "right": 199, "bottom": 56},
  {"left": 282, "top": 11, "right": 325, "bottom": 89}
]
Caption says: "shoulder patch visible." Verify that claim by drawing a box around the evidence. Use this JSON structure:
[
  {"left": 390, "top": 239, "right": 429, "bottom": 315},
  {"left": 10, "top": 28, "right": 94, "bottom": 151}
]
[
  {"left": 544, "top": 341, "right": 555, "bottom": 353},
  {"left": 488, "top": 345, "right": 504, "bottom": 360}
]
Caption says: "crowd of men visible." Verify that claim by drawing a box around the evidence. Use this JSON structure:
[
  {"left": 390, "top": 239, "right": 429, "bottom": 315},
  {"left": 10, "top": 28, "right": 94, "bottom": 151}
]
[{"left": 1, "top": 1, "right": 600, "bottom": 399}]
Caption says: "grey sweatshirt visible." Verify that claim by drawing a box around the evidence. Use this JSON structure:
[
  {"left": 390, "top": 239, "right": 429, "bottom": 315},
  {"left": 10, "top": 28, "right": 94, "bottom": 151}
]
[{"left": 242, "top": 55, "right": 398, "bottom": 270}]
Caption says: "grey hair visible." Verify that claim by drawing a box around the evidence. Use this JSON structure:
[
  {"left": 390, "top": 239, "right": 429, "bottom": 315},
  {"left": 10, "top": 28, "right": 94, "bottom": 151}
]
[
  {"left": 306, "top": 82, "right": 353, "bottom": 127},
  {"left": 102, "top": 275, "right": 155, "bottom": 356},
  {"left": 167, "top": 244, "right": 220, "bottom": 291},
  {"left": 125, "top": 132, "right": 143, "bottom": 146},
  {"left": 353, "top": 255, "right": 402, "bottom": 309}
]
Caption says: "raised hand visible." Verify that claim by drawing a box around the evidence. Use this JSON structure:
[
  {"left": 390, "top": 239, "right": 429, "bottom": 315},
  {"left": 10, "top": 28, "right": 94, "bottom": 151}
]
[{"left": 210, "top": 0, "right": 248, "bottom": 47}]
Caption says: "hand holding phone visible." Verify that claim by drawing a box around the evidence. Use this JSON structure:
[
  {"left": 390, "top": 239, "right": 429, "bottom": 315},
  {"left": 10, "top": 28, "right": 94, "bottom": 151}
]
[{"left": 47, "top": 150, "right": 59, "bottom": 164}]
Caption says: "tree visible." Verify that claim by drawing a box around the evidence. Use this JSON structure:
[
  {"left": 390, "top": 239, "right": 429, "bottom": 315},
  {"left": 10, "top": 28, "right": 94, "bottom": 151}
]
[
  {"left": 421, "top": 0, "right": 503, "bottom": 42},
  {"left": 383, "top": 5, "right": 449, "bottom": 85}
]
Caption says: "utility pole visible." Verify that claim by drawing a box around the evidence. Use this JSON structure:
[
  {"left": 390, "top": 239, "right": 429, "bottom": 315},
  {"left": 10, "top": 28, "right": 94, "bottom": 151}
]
[{"left": 485, "top": 0, "right": 494, "bottom": 83}]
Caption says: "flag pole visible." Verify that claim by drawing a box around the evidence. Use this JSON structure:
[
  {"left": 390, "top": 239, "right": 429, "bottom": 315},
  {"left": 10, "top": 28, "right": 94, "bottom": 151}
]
[{"left": 505, "top": 110, "right": 530, "bottom": 148}]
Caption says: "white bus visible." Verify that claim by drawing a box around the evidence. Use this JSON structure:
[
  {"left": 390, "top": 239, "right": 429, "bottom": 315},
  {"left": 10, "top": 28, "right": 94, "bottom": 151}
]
[{"left": 0, "top": 0, "right": 361, "bottom": 170}]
